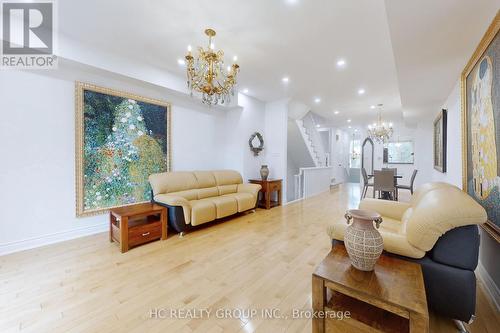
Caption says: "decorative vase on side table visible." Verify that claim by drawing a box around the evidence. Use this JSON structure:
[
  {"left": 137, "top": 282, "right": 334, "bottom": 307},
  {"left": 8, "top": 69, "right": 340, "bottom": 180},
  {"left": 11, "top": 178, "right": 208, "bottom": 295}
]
[
  {"left": 344, "top": 209, "right": 383, "bottom": 271},
  {"left": 260, "top": 165, "right": 269, "bottom": 180}
]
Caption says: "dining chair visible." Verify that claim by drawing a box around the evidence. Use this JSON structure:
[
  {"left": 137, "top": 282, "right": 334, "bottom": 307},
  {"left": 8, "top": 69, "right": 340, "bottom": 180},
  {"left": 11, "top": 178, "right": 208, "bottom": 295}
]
[
  {"left": 397, "top": 169, "right": 418, "bottom": 195},
  {"left": 383, "top": 168, "right": 398, "bottom": 200},
  {"left": 361, "top": 168, "right": 374, "bottom": 198},
  {"left": 374, "top": 170, "right": 396, "bottom": 200}
]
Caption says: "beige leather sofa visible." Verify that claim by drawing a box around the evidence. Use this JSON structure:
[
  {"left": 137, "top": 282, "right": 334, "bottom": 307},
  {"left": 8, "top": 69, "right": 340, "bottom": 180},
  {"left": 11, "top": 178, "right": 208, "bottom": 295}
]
[
  {"left": 149, "top": 170, "right": 261, "bottom": 233},
  {"left": 330, "top": 182, "right": 487, "bottom": 258}
]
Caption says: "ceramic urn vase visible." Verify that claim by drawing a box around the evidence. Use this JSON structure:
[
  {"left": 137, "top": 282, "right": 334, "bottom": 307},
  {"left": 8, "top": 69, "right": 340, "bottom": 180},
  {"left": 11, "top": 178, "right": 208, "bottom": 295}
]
[
  {"left": 344, "top": 209, "right": 383, "bottom": 271},
  {"left": 260, "top": 165, "right": 269, "bottom": 180}
]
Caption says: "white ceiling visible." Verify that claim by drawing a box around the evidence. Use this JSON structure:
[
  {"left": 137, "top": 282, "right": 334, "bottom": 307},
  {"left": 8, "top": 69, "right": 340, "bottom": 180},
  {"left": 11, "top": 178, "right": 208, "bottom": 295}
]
[{"left": 58, "top": 0, "right": 499, "bottom": 128}]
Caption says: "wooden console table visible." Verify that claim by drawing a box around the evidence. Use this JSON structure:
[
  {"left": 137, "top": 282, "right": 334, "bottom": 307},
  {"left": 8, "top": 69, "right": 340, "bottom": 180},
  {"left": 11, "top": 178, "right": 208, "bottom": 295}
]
[
  {"left": 312, "top": 244, "right": 428, "bottom": 333},
  {"left": 110, "top": 203, "right": 167, "bottom": 253},
  {"left": 249, "top": 179, "right": 282, "bottom": 209}
]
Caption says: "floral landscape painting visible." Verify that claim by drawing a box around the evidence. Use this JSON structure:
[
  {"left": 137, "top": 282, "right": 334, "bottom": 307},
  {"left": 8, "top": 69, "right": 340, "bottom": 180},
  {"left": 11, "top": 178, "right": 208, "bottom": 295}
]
[{"left": 76, "top": 83, "right": 171, "bottom": 216}]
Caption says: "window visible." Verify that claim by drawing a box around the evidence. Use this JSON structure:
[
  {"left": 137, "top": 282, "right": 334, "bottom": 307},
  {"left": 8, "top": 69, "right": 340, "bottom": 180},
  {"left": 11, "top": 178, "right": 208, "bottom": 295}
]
[{"left": 383, "top": 141, "right": 414, "bottom": 164}]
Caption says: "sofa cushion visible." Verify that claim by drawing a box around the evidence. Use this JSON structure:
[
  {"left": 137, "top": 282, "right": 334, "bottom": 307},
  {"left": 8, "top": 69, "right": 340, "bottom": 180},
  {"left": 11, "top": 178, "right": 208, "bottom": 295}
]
[
  {"left": 224, "top": 193, "right": 256, "bottom": 212},
  {"left": 218, "top": 184, "right": 238, "bottom": 195},
  {"left": 190, "top": 199, "right": 216, "bottom": 226},
  {"left": 213, "top": 170, "right": 243, "bottom": 186},
  {"left": 198, "top": 187, "right": 219, "bottom": 199},
  {"left": 359, "top": 199, "right": 410, "bottom": 221},
  {"left": 149, "top": 171, "right": 198, "bottom": 196},
  {"left": 210, "top": 196, "right": 238, "bottom": 218},
  {"left": 168, "top": 189, "right": 198, "bottom": 201},
  {"left": 194, "top": 171, "right": 217, "bottom": 188}
]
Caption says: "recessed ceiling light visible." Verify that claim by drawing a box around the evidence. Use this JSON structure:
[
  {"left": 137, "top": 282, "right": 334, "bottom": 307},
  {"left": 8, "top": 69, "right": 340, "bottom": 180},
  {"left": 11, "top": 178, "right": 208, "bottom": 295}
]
[
  {"left": 336, "top": 59, "right": 346, "bottom": 67},
  {"left": 333, "top": 110, "right": 340, "bottom": 115},
  {"left": 347, "top": 119, "right": 352, "bottom": 123},
  {"left": 354, "top": 129, "right": 358, "bottom": 132},
  {"left": 358, "top": 88, "right": 365, "bottom": 95},
  {"left": 316, "top": 124, "right": 321, "bottom": 128},
  {"left": 314, "top": 97, "right": 321, "bottom": 104},
  {"left": 243, "top": 88, "right": 249, "bottom": 94},
  {"left": 233, "top": 55, "right": 238, "bottom": 62},
  {"left": 285, "top": 0, "right": 299, "bottom": 5},
  {"left": 282, "top": 76, "right": 289, "bottom": 83},
  {"left": 177, "top": 58, "right": 185, "bottom": 66},
  {"left": 370, "top": 105, "right": 376, "bottom": 109},
  {"left": 348, "top": 126, "right": 352, "bottom": 129},
  {"left": 187, "top": 45, "right": 192, "bottom": 52}
]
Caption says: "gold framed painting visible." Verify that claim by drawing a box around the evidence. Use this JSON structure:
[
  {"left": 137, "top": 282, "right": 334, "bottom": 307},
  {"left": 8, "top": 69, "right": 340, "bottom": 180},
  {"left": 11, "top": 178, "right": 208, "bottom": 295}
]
[
  {"left": 461, "top": 11, "right": 500, "bottom": 242},
  {"left": 75, "top": 82, "right": 172, "bottom": 217}
]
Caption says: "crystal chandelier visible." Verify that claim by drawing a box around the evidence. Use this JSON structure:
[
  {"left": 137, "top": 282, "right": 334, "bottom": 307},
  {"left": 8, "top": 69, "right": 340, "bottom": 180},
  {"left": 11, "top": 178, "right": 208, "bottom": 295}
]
[
  {"left": 185, "top": 29, "right": 240, "bottom": 106},
  {"left": 367, "top": 104, "right": 393, "bottom": 143}
]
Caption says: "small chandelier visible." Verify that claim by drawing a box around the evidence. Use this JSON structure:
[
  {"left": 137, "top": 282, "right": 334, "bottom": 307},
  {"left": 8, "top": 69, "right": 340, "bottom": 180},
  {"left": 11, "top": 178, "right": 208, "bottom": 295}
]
[
  {"left": 185, "top": 29, "right": 240, "bottom": 106},
  {"left": 368, "top": 104, "right": 393, "bottom": 143}
]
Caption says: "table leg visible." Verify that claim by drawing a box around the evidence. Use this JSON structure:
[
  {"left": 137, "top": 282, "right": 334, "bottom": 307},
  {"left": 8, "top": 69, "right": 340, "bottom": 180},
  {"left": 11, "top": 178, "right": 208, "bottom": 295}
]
[
  {"left": 161, "top": 210, "right": 167, "bottom": 240},
  {"left": 312, "top": 275, "right": 325, "bottom": 333},
  {"left": 277, "top": 188, "right": 282, "bottom": 206},
  {"left": 409, "top": 312, "right": 429, "bottom": 333},
  {"left": 109, "top": 212, "right": 113, "bottom": 242},
  {"left": 120, "top": 216, "right": 129, "bottom": 253},
  {"left": 265, "top": 191, "right": 271, "bottom": 209}
]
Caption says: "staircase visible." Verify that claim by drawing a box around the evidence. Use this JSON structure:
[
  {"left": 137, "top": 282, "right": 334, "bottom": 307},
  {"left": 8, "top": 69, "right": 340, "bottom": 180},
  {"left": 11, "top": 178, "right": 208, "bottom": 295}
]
[{"left": 296, "top": 113, "right": 327, "bottom": 167}]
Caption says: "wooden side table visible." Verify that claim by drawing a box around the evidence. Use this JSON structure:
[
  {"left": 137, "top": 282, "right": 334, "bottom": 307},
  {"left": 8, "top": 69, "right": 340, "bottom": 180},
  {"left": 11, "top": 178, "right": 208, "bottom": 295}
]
[
  {"left": 249, "top": 179, "right": 282, "bottom": 209},
  {"left": 312, "top": 244, "right": 428, "bottom": 333},
  {"left": 110, "top": 203, "right": 167, "bottom": 253}
]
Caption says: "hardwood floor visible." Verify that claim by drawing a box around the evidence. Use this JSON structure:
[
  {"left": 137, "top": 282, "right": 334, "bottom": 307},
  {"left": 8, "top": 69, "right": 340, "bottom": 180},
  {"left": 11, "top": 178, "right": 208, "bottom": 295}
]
[{"left": 0, "top": 183, "right": 498, "bottom": 332}]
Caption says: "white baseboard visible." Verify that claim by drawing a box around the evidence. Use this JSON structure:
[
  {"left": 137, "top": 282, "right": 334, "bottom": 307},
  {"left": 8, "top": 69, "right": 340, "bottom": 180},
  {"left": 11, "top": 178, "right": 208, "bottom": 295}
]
[
  {"left": 0, "top": 223, "right": 108, "bottom": 256},
  {"left": 476, "top": 261, "right": 500, "bottom": 312}
]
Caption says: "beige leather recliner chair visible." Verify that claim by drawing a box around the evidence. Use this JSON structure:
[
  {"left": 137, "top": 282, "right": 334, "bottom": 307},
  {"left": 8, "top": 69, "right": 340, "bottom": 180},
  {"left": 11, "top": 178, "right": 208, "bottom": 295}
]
[
  {"left": 149, "top": 170, "right": 261, "bottom": 234},
  {"left": 330, "top": 182, "right": 488, "bottom": 322},
  {"left": 330, "top": 182, "right": 487, "bottom": 258}
]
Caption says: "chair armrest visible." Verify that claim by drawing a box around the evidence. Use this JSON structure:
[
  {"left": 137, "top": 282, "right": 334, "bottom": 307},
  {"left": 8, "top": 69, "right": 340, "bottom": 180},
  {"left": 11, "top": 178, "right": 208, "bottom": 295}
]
[
  {"left": 359, "top": 198, "right": 410, "bottom": 221},
  {"left": 237, "top": 183, "right": 261, "bottom": 197},
  {"left": 154, "top": 194, "right": 192, "bottom": 224}
]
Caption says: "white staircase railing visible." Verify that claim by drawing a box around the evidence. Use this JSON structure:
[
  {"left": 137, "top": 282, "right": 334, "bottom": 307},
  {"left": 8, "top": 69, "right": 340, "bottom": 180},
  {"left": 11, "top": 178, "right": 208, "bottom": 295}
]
[{"left": 293, "top": 166, "right": 334, "bottom": 200}]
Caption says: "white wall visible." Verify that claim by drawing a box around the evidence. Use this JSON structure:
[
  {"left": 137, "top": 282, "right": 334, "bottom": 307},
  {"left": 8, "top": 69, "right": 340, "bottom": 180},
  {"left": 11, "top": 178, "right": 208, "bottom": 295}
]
[
  {"left": 0, "top": 62, "right": 269, "bottom": 254},
  {"left": 223, "top": 93, "right": 267, "bottom": 181},
  {"left": 330, "top": 129, "right": 349, "bottom": 185},
  {"left": 264, "top": 99, "right": 288, "bottom": 198},
  {"left": 431, "top": 81, "right": 462, "bottom": 187}
]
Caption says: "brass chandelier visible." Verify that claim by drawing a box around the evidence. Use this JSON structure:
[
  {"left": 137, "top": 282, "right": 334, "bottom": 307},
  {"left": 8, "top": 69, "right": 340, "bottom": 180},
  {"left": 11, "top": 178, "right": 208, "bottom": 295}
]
[
  {"left": 185, "top": 29, "right": 240, "bottom": 106},
  {"left": 367, "top": 104, "right": 393, "bottom": 143}
]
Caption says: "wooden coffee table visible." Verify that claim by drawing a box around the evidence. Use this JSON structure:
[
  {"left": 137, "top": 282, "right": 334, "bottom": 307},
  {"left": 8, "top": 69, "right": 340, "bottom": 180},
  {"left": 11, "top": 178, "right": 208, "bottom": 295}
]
[{"left": 312, "top": 244, "right": 428, "bottom": 333}]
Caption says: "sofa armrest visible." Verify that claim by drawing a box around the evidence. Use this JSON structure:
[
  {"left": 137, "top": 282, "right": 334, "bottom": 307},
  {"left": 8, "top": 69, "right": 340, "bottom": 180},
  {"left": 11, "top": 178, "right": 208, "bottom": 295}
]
[
  {"left": 430, "top": 225, "right": 480, "bottom": 270},
  {"left": 154, "top": 194, "right": 192, "bottom": 224},
  {"left": 359, "top": 198, "right": 411, "bottom": 221},
  {"left": 237, "top": 183, "right": 261, "bottom": 197}
]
